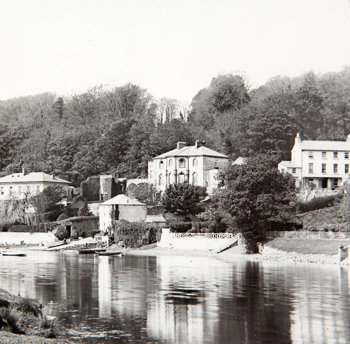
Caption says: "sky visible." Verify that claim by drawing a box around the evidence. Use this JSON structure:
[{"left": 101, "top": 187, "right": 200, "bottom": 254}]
[{"left": 0, "top": 0, "right": 349, "bottom": 104}]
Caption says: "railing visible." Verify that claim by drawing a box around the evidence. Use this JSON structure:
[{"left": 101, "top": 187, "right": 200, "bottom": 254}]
[
  {"left": 266, "top": 231, "right": 350, "bottom": 239},
  {"left": 172, "top": 233, "right": 237, "bottom": 239}
]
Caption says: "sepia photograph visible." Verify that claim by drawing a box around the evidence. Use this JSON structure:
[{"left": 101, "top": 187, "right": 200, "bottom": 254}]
[{"left": 0, "top": 0, "right": 350, "bottom": 343}]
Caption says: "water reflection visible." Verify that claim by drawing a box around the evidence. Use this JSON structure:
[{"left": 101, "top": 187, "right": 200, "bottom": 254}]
[{"left": 0, "top": 251, "right": 350, "bottom": 343}]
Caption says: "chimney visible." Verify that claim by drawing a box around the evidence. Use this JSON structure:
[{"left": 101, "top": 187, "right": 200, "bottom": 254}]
[
  {"left": 22, "top": 167, "right": 26, "bottom": 176},
  {"left": 347, "top": 134, "right": 350, "bottom": 143},
  {"left": 177, "top": 142, "right": 187, "bottom": 150},
  {"left": 295, "top": 133, "right": 301, "bottom": 144},
  {"left": 195, "top": 140, "right": 205, "bottom": 149}
]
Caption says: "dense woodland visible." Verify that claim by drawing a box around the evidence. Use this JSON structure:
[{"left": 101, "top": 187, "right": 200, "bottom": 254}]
[{"left": 1, "top": 67, "right": 350, "bottom": 187}]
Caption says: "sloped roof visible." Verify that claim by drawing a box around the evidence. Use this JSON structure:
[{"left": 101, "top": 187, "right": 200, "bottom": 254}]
[
  {"left": 145, "top": 215, "right": 166, "bottom": 223},
  {"left": 154, "top": 145, "right": 228, "bottom": 159},
  {"left": 0, "top": 172, "right": 70, "bottom": 184},
  {"left": 101, "top": 194, "right": 146, "bottom": 206},
  {"left": 278, "top": 161, "right": 301, "bottom": 168},
  {"left": 298, "top": 140, "right": 350, "bottom": 151},
  {"left": 232, "top": 157, "right": 248, "bottom": 165}
]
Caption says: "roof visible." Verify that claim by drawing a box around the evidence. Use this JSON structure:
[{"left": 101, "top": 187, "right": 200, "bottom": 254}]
[
  {"left": 298, "top": 140, "right": 350, "bottom": 151},
  {"left": 101, "top": 194, "right": 146, "bottom": 206},
  {"left": 154, "top": 145, "right": 228, "bottom": 159},
  {"left": 232, "top": 157, "right": 248, "bottom": 165},
  {"left": 0, "top": 172, "right": 70, "bottom": 184},
  {"left": 278, "top": 161, "right": 301, "bottom": 168}
]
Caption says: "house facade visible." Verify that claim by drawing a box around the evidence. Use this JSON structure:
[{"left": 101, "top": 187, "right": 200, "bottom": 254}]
[
  {"left": 148, "top": 141, "right": 229, "bottom": 194},
  {"left": 278, "top": 133, "right": 350, "bottom": 189},
  {"left": 0, "top": 170, "right": 70, "bottom": 201},
  {"left": 99, "top": 194, "right": 147, "bottom": 232}
]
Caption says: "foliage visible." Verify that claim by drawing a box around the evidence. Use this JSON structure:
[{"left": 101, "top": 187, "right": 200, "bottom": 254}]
[
  {"left": 78, "top": 202, "right": 93, "bottom": 216},
  {"left": 29, "top": 185, "right": 65, "bottom": 216},
  {"left": 110, "top": 220, "right": 160, "bottom": 248},
  {"left": 295, "top": 194, "right": 342, "bottom": 213},
  {"left": 126, "top": 182, "right": 155, "bottom": 205},
  {"left": 216, "top": 155, "right": 296, "bottom": 252},
  {"left": 54, "top": 225, "right": 69, "bottom": 240},
  {"left": 162, "top": 183, "right": 207, "bottom": 214},
  {"left": 169, "top": 222, "right": 192, "bottom": 233}
]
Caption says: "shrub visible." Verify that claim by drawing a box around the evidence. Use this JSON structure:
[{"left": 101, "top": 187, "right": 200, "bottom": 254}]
[
  {"left": 170, "top": 222, "right": 192, "bottom": 233},
  {"left": 56, "top": 213, "right": 69, "bottom": 222},
  {"left": 78, "top": 203, "right": 92, "bottom": 216},
  {"left": 54, "top": 225, "right": 69, "bottom": 240},
  {"left": 295, "top": 194, "right": 342, "bottom": 213}
]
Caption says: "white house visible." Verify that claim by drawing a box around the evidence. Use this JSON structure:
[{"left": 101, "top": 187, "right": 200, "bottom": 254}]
[
  {"left": 148, "top": 141, "right": 229, "bottom": 194},
  {"left": 278, "top": 133, "right": 350, "bottom": 189},
  {"left": 99, "top": 194, "right": 147, "bottom": 232},
  {"left": 0, "top": 169, "right": 70, "bottom": 201}
]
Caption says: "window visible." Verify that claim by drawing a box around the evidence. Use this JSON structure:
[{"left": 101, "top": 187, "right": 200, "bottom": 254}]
[
  {"left": 334, "top": 164, "right": 338, "bottom": 173},
  {"left": 169, "top": 173, "right": 173, "bottom": 184},
  {"left": 159, "top": 174, "right": 164, "bottom": 186},
  {"left": 322, "top": 152, "right": 327, "bottom": 159},
  {"left": 192, "top": 172, "right": 198, "bottom": 185},
  {"left": 37, "top": 186, "right": 40, "bottom": 193},
  {"left": 149, "top": 170, "right": 153, "bottom": 178},
  {"left": 334, "top": 152, "right": 338, "bottom": 159},
  {"left": 322, "top": 163, "right": 327, "bottom": 174},
  {"left": 178, "top": 172, "right": 185, "bottom": 183},
  {"left": 193, "top": 158, "right": 198, "bottom": 167},
  {"left": 179, "top": 158, "right": 185, "bottom": 168},
  {"left": 26, "top": 186, "right": 31, "bottom": 193},
  {"left": 1, "top": 187, "right": 4, "bottom": 195},
  {"left": 9, "top": 186, "right": 13, "bottom": 194},
  {"left": 345, "top": 164, "right": 349, "bottom": 174},
  {"left": 345, "top": 152, "right": 349, "bottom": 159},
  {"left": 309, "top": 152, "right": 314, "bottom": 159},
  {"left": 309, "top": 163, "right": 314, "bottom": 174},
  {"left": 18, "top": 186, "right": 22, "bottom": 194},
  {"left": 292, "top": 168, "right": 296, "bottom": 174},
  {"left": 159, "top": 161, "right": 164, "bottom": 169},
  {"left": 168, "top": 159, "right": 172, "bottom": 167}
]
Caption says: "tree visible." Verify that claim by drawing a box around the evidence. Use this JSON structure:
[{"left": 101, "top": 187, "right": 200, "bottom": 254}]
[
  {"left": 162, "top": 183, "right": 207, "bottom": 214},
  {"left": 216, "top": 155, "right": 295, "bottom": 252},
  {"left": 29, "top": 186, "right": 65, "bottom": 219},
  {"left": 78, "top": 202, "right": 93, "bottom": 216},
  {"left": 126, "top": 182, "right": 155, "bottom": 205}
]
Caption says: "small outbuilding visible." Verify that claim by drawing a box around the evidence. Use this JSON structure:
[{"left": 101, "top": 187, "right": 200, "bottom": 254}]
[
  {"left": 145, "top": 215, "right": 167, "bottom": 227},
  {"left": 99, "top": 194, "right": 147, "bottom": 232}
]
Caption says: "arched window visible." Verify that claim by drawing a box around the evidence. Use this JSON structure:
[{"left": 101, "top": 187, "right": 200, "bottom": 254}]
[
  {"left": 169, "top": 173, "right": 173, "bottom": 184},
  {"left": 168, "top": 159, "right": 173, "bottom": 167},
  {"left": 159, "top": 174, "right": 164, "bottom": 186},
  {"left": 150, "top": 170, "right": 153, "bottom": 178},
  {"left": 192, "top": 172, "right": 198, "bottom": 185},
  {"left": 178, "top": 172, "right": 185, "bottom": 183},
  {"left": 193, "top": 158, "right": 198, "bottom": 167},
  {"left": 159, "top": 161, "right": 164, "bottom": 169},
  {"left": 179, "top": 158, "right": 185, "bottom": 168}
]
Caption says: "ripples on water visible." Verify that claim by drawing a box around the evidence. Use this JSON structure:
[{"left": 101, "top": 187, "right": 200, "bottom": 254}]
[{"left": 0, "top": 251, "right": 349, "bottom": 343}]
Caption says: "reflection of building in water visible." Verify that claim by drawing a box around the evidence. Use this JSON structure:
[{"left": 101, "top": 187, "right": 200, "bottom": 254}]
[
  {"left": 146, "top": 256, "right": 239, "bottom": 344},
  {"left": 98, "top": 256, "right": 112, "bottom": 317},
  {"left": 289, "top": 265, "right": 350, "bottom": 343}
]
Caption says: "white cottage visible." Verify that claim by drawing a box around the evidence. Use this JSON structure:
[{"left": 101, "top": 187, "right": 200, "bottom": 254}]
[{"left": 99, "top": 194, "right": 147, "bottom": 232}]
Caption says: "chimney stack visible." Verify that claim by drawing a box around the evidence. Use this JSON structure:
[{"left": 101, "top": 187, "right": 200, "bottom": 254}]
[
  {"left": 177, "top": 142, "right": 187, "bottom": 150},
  {"left": 295, "top": 133, "right": 301, "bottom": 144},
  {"left": 22, "top": 167, "right": 26, "bottom": 176}
]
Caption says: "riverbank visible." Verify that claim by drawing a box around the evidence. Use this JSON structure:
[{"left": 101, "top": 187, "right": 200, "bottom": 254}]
[{"left": 126, "top": 238, "right": 350, "bottom": 265}]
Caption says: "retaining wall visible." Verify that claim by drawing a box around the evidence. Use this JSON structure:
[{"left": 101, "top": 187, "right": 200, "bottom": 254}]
[{"left": 0, "top": 232, "right": 56, "bottom": 245}]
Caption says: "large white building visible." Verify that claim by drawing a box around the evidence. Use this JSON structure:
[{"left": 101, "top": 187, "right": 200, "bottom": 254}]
[
  {"left": 278, "top": 133, "right": 350, "bottom": 189},
  {"left": 148, "top": 141, "right": 229, "bottom": 193},
  {"left": 0, "top": 170, "right": 70, "bottom": 201}
]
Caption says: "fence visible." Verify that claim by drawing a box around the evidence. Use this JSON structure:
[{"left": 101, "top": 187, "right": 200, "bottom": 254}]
[
  {"left": 173, "top": 233, "right": 237, "bottom": 239},
  {"left": 266, "top": 230, "right": 350, "bottom": 239}
]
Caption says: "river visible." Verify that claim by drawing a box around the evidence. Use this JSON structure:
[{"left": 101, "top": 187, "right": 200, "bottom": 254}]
[{"left": 0, "top": 251, "right": 349, "bottom": 343}]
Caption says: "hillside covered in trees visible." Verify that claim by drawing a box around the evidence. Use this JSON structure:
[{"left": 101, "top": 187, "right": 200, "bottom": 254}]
[{"left": 1, "top": 67, "right": 350, "bottom": 186}]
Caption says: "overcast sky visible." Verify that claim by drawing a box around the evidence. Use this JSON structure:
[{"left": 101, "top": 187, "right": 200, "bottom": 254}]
[{"left": 0, "top": 0, "right": 349, "bottom": 104}]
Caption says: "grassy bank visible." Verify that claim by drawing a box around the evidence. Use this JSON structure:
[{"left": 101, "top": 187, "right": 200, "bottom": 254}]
[{"left": 0, "top": 289, "right": 72, "bottom": 343}]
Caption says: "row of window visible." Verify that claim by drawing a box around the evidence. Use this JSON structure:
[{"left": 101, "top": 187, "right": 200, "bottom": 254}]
[
  {"left": 0, "top": 185, "right": 41, "bottom": 195},
  {"left": 308, "top": 163, "right": 349, "bottom": 174},
  {"left": 309, "top": 152, "right": 349, "bottom": 159},
  {"left": 159, "top": 158, "right": 198, "bottom": 169},
  {"left": 158, "top": 172, "right": 198, "bottom": 186}
]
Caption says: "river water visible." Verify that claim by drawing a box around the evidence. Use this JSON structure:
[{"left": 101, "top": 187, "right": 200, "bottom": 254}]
[{"left": 0, "top": 251, "right": 349, "bottom": 343}]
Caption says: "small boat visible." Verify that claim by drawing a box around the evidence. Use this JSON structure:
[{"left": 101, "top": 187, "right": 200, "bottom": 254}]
[
  {"left": 47, "top": 241, "right": 66, "bottom": 249},
  {"left": 1, "top": 252, "right": 27, "bottom": 257},
  {"left": 96, "top": 251, "right": 123, "bottom": 256},
  {"left": 78, "top": 248, "right": 106, "bottom": 254}
]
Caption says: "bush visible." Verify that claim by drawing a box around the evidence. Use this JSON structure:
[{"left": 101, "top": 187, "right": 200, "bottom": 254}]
[
  {"left": 295, "top": 194, "right": 342, "bottom": 213},
  {"left": 170, "top": 222, "right": 192, "bottom": 233},
  {"left": 56, "top": 213, "right": 69, "bottom": 222},
  {"left": 54, "top": 225, "right": 69, "bottom": 240},
  {"left": 111, "top": 220, "right": 161, "bottom": 248}
]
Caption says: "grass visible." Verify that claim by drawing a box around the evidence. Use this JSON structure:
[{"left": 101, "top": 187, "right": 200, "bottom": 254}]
[{"left": 265, "top": 238, "right": 350, "bottom": 255}]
